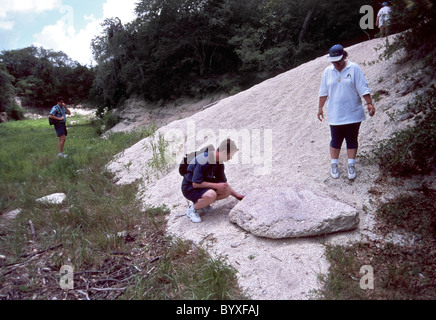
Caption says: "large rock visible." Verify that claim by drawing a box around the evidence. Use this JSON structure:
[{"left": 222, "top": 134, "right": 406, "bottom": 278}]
[{"left": 229, "top": 187, "right": 359, "bottom": 239}]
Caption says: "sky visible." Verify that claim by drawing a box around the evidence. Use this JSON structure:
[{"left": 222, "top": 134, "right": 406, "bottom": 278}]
[{"left": 0, "top": 0, "right": 139, "bottom": 66}]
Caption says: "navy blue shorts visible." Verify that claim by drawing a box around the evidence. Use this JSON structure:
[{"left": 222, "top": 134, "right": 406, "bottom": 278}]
[
  {"left": 181, "top": 180, "right": 212, "bottom": 204},
  {"left": 54, "top": 122, "right": 68, "bottom": 137},
  {"left": 330, "top": 122, "right": 361, "bottom": 149}
]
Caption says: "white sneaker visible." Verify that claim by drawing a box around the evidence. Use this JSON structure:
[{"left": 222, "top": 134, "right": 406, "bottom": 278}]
[
  {"left": 186, "top": 205, "right": 202, "bottom": 223},
  {"left": 331, "top": 163, "right": 339, "bottom": 179},
  {"left": 58, "top": 153, "right": 67, "bottom": 158},
  {"left": 348, "top": 164, "right": 357, "bottom": 180}
]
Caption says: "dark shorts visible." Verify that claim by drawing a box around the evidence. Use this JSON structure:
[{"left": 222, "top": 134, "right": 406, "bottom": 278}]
[
  {"left": 181, "top": 180, "right": 212, "bottom": 204},
  {"left": 54, "top": 122, "right": 68, "bottom": 137},
  {"left": 330, "top": 122, "right": 361, "bottom": 149}
]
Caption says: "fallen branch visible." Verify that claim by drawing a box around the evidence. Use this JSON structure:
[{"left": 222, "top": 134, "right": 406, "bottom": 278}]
[
  {"left": 147, "top": 266, "right": 156, "bottom": 276},
  {"left": 1, "top": 244, "right": 64, "bottom": 275},
  {"left": 77, "top": 290, "right": 91, "bottom": 300},
  {"left": 89, "top": 287, "right": 127, "bottom": 292},
  {"left": 20, "top": 243, "right": 64, "bottom": 258},
  {"left": 148, "top": 257, "right": 160, "bottom": 264}
]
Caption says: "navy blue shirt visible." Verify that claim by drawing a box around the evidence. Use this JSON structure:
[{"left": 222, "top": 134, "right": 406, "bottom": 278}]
[{"left": 183, "top": 152, "right": 227, "bottom": 186}]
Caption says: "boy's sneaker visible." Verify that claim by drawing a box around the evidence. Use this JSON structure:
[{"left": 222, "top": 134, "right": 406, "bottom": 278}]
[
  {"left": 58, "top": 153, "right": 67, "bottom": 158},
  {"left": 331, "top": 163, "right": 339, "bottom": 179},
  {"left": 186, "top": 205, "right": 202, "bottom": 223},
  {"left": 348, "top": 164, "right": 357, "bottom": 180}
]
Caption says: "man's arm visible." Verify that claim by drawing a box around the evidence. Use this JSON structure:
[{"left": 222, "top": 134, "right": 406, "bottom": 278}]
[
  {"left": 229, "top": 187, "right": 244, "bottom": 201},
  {"left": 62, "top": 102, "right": 71, "bottom": 115},
  {"left": 49, "top": 115, "right": 64, "bottom": 121},
  {"left": 49, "top": 105, "right": 65, "bottom": 121},
  {"left": 193, "top": 181, "right": 227, "bottom": 190}
]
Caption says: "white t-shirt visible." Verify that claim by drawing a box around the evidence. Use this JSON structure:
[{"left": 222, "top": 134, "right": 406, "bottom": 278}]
[
  {"left": 319, "top": 61, "right": 371, "bottom": 126},
  {"left": 378, "top": 6, "right": 391, "bottom": 27}
]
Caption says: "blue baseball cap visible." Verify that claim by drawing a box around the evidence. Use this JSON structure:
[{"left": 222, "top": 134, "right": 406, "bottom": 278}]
[{"left": 328, "top": 44, "right": 345, "bottom": 62}]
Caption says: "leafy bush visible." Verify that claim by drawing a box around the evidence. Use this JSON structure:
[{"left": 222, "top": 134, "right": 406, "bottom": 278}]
[
  {"left": 6, "top": 103, "right": 26, "bottom": 121},
  {"left": 369, "top": 88, "right": 436, "bottom": 176}
]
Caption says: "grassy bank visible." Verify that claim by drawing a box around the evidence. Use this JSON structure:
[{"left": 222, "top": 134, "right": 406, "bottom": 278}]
[{"left": 0, "top": 116, "right": 246, "bottom": 300}]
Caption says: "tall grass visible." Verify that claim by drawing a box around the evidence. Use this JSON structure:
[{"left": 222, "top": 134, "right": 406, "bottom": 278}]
[{"left": 0, "top": 116, "right": 245, "bottom": 300}]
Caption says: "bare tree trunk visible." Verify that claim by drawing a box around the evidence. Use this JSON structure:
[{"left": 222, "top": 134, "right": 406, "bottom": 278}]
[{"left": 298, "top": 0, "right": 319, "bottom": 44}]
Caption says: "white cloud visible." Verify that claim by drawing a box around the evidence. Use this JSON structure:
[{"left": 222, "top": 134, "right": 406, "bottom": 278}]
[
  {"left": 103, "top": 0, "right": 137, "bottom": 23},
  {"left": 0, "top": 20, "right": 14, "bottom": 30},
  {"left": 33, "top": 17, "right": 101, "bottom": 66},
  {"left": 0, "top": 0, "right": 62, "bottom": 18},
  {"left": 32, "top": 0, "right": 138, "bottom": 65},
  {"left": 0, "top": 0, "right": 62, "bottom": 32}
]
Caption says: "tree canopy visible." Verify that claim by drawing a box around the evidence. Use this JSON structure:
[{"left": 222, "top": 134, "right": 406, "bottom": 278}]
[
  {"left": 1, "top": 0, "right": 434, "bottom": 118},
  {"left": 90, "top": 0, "right": 380, "bottom": 113},
  {"left": 0, "top": 46, "right": 94, "bottom": 109}
]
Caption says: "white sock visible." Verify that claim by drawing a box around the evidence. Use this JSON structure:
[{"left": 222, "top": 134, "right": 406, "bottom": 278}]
[
  {"left": 348, "top": 159, "right": 355, "bottom": 165},
  {"left": 331, "top": 159, "right": 339, "bottom": 164}
]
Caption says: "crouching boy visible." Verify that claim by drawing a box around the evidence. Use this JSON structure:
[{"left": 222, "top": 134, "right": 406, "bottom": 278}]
[{"left": 181, "top": 138, "right": 244, "bottom": 223}]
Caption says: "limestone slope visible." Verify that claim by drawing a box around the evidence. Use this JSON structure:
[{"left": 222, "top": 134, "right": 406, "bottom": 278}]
[{"left": 107, "top": 37, "right": 420, "bottom": 299}]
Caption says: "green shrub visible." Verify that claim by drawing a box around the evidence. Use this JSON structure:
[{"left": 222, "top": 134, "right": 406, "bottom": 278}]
[
  {"left": 368, "top": 88, "right": 436, "bottom": 176},
  {"left": 6, "top": 103, "right": 26, "bottom": 121}
]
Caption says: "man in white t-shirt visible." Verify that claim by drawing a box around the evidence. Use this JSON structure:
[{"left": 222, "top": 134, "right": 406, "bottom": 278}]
[{"left": 376, "top": 2, "right": 392, "bottom": 38}]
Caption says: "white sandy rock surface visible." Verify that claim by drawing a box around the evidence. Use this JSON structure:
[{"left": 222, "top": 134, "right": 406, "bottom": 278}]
[
  {"left": 229, "top": 187, "right": 360, "bottom": 239},
  {"left": 107, "top": 37, "right": 428, "bottom": 300}
]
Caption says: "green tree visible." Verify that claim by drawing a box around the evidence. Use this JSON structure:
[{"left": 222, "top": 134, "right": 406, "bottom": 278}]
[
  {"left": 1, "top": 46, "right": 94, "bottom": 108},
  {"left": 0, "top": 64, "right": 15, "bottom": 113},
  {"left": 90, "top": 0, "right": 400, "bottom": 110},
  {"left": 91, "top": 18, "right": 129, "bottom": 115}
]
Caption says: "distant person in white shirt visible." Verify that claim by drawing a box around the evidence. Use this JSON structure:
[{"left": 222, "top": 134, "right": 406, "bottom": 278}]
[
  {"left": 318, "top": 44, "right": 376, "bottom": 180},
  {"left": 376, "top": 2, "right": 392, "bottom": 38}
]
